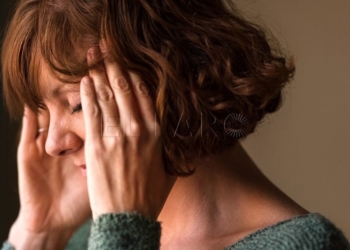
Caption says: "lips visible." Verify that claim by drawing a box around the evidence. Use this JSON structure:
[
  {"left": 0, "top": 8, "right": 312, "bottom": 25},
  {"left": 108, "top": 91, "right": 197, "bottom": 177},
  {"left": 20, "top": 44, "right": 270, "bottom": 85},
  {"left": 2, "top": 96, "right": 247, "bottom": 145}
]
[{"left": 80, "top": 165, "right": 86, "bottom": 169}]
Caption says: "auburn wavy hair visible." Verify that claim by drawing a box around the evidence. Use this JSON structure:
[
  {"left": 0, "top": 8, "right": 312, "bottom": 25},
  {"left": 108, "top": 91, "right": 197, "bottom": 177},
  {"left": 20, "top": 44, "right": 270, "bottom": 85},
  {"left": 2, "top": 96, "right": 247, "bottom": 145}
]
[{"left": 1, "top": 0, "right": 295, "bottom": 175}]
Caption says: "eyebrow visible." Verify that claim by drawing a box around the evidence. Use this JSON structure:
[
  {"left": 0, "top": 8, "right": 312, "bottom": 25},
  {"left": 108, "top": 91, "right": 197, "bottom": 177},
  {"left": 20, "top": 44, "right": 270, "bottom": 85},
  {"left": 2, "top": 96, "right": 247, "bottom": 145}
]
[{"left": 43, "top": 84, "right": 80, "bottom": 100}]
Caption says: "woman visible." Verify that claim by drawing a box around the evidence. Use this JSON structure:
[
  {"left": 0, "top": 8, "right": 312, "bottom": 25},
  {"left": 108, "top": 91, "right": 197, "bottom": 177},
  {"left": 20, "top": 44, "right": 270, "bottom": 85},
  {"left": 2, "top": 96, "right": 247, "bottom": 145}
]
[{"left": 1, "top": 0, "right": 350, "bottom": 249}]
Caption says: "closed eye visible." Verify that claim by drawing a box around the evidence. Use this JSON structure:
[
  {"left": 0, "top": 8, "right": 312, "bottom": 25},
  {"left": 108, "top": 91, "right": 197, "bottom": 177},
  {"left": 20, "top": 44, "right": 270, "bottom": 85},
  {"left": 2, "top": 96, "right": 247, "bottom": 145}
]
[{"left": 71, "top": 103, "right": 82, "bottom": 114}]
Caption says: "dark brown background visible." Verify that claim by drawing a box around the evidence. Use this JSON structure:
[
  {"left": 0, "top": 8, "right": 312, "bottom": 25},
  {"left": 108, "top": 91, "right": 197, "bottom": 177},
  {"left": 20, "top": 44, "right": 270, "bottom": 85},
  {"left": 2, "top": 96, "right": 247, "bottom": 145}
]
[{"left": 0, "top": 1, "right": 20, "bottom": 243}]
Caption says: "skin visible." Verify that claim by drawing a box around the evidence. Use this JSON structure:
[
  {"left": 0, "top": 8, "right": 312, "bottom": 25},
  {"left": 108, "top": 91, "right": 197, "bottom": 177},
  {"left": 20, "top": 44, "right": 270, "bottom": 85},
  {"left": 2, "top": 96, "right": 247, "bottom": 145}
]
[
  {"left": 9, "top": 106, "right": 91, "bottom": 249},
  {"left": 159, "top": 143, "right": 309, "bottom": 249},
  {"left": 9, "top": 40, "right": 309, "bottom": 249},
  {"left": 9, "top": 40, "right": 175, "bottom": 249}
]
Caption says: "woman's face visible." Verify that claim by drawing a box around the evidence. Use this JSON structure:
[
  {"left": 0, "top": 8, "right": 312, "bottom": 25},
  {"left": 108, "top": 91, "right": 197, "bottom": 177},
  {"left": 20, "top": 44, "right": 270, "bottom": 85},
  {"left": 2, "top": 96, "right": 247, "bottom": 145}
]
[{"left": 39, "top": 62, "right": 86, "bottom": 168}]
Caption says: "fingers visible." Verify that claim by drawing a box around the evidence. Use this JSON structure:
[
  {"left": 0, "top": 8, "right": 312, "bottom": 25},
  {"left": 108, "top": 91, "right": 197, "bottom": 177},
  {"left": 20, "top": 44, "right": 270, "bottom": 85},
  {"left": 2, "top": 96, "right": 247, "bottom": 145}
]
[
  {"left": 84, "top": 40, "right": 157, "bottom": 139},
  {"left": 37, "top": 109, "right": 50, "bottom": 129},
  {"left": 80, "top": 76, "right": 102, "bottom": 141},
  {"left": 99, "top": 40, "right": 142, "bottom": 135},
  {"left": 20, "top": 105, "right": 39, "bottom": 145},
  {"left": 20, "top": 106, "right": 50, "bottom": 157},
  {"left": 87, "top": 47, "right": 120, "bottom": 138},
  {"left": 128, "top": 72, "right": 160, "bottom": 135},
  {"left": 36, "top": 108, "right": 50, "bottom": 150}
]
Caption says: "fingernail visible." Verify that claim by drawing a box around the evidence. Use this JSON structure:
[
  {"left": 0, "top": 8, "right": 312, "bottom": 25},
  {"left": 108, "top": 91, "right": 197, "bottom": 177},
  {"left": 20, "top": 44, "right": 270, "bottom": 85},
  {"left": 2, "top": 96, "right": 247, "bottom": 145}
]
[
  {"left": 88, "top": 47, "right": 101, "bottom": 62},
  {"left": 82, "top": 76, "right": 92, "bottom": 85}
]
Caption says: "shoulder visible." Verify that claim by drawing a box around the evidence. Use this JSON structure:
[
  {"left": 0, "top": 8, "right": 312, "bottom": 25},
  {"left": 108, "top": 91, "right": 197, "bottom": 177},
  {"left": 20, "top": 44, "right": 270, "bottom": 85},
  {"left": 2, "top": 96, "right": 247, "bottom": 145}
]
[{"left": 225, "top": 213, "right": 350, "bottom": 250}]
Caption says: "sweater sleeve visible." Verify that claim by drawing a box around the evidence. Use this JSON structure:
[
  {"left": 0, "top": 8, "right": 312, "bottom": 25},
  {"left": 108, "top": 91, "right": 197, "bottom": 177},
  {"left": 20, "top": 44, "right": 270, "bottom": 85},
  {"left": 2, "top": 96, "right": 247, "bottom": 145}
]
[
  {"left": 1, "top": 242, "right": 14, "bottom": 250},
  {"left": 88, "top": 212, "right": 161, "bottom": 250},
  {"left": 1, "top": 212, "right": 160, "bottom": 250}
]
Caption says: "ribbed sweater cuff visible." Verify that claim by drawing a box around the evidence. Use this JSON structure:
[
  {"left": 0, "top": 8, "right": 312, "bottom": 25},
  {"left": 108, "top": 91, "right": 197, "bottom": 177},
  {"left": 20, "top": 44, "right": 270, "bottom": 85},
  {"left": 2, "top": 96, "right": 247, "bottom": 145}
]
[{"left": 88, "top": 212, "right": 161, "bottom": 250}]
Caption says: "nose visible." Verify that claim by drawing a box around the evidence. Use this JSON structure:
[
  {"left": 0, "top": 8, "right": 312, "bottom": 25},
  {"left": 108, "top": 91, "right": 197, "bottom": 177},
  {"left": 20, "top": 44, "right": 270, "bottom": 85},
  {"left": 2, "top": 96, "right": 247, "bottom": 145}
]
[{"left": 45, "top": 119, "right": 82, "bottom": 157}]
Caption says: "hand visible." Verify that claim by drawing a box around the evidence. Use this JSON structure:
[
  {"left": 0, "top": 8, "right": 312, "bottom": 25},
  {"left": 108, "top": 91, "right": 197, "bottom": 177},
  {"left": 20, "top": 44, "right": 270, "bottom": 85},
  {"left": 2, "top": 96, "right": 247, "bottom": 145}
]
[
  {"left": 81, "top": 40, "right": 176, "bottom": 221},
  {"left": 9, "top": 107, "right": 91, "bottom": 248}
]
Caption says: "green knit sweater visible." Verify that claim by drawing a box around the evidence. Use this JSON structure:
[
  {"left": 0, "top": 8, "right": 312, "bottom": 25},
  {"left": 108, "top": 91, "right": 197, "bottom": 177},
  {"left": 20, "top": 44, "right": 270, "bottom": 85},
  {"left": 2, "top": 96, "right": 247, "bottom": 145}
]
[{"left": 2, "top": 212, "right": 350, "bottom": 249}]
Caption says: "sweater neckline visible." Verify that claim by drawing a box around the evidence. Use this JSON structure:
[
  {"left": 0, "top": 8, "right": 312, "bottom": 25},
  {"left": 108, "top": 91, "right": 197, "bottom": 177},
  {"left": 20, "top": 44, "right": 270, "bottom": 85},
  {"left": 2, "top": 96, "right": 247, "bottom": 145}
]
[{"left": 225, "top": 212, "right": 323, "bottom": 248}]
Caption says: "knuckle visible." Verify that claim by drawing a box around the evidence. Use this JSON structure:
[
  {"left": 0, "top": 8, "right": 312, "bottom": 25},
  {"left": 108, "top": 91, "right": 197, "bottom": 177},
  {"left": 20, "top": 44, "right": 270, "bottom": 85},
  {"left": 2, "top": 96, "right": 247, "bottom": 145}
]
[
  {"left": 143, "top": 122, "right": 161, "bottom": 138},
  {"left": 86, "top": 102, "right": 100, "bottom": 117},
  {"left": 128, "top": 120, "right": 143, "bottom": 136},
  {"left": 148, "top": 122, "right": 161, "bottom": 136},
  {"left": 96, "top": 88, "right": 115, "bottom": 102},
  {"left": 136, "top": 81, "right": 150, "bottom": 96},
  {"left": 111, "top": 77, "right": 131, "bottom": 92}
]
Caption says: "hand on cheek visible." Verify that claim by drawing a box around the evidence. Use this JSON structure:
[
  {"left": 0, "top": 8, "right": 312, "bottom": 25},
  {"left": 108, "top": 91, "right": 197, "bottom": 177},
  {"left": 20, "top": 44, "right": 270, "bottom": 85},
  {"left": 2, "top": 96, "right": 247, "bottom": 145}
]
[{"left": 80, "top": 40, "right": 176, "bottom": 221}]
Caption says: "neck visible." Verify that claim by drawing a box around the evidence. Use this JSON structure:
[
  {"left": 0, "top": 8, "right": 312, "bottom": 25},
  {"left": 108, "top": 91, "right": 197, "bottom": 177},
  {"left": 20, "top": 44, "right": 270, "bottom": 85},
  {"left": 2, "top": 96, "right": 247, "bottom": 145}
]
[{"left": 158, "top": 143, "right": 307, "bottom": 246}]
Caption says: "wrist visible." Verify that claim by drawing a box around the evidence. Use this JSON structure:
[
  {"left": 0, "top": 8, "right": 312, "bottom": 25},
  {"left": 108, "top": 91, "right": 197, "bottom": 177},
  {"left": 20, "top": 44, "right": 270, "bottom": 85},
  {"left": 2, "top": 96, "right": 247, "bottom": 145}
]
[{"left": 8, "top": 221, "right": 74, "bottom": 250}]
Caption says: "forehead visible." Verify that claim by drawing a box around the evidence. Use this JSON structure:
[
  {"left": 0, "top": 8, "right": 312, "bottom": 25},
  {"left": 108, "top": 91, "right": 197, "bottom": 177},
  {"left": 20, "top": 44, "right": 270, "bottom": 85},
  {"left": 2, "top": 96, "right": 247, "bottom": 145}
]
[{"left": 38, "top": 61, "right": 80, "bottom": 101}]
